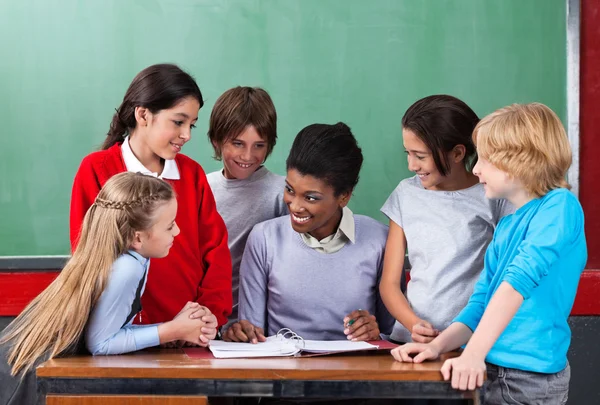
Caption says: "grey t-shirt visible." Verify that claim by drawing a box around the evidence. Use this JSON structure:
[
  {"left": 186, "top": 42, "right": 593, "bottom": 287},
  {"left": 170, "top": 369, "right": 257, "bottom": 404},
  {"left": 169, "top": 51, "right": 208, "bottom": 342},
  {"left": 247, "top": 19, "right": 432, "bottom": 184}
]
[
  {"left": 381, "top": 175, "right": 514, "bottom": 342},
  {"left": 207, "top": 166, "right": 287, "bottom": 322}
]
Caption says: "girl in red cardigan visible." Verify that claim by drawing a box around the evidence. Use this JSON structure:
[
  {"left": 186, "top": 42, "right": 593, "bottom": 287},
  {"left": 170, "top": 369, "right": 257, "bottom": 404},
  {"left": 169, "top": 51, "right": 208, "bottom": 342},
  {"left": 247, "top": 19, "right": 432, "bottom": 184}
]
[{"left": 70, "top": 63, "right": 232, "bottom": 328}]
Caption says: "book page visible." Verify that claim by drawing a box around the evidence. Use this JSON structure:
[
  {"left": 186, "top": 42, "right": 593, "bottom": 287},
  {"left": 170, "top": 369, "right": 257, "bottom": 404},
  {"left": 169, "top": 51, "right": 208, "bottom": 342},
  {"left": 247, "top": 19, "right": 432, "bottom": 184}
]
[
  {"left": 302, "top": 340, "right": 378, "bottom": 353},
  {"left": 208, "top": 340, "right": 300, "bottom": 358}
]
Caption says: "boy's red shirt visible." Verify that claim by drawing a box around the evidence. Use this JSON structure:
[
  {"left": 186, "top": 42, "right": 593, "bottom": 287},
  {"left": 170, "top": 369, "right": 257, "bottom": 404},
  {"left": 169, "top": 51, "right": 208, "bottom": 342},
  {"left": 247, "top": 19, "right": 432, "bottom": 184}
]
[{"left": 70, "top": 143, "right": 232, "bottom": 326}]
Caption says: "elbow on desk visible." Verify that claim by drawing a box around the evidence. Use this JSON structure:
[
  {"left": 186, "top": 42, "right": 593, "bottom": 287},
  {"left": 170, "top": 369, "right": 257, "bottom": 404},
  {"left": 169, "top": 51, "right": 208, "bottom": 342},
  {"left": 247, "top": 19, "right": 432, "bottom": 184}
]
[
  {"left": 85, "top": 335, "right": 122, "bottom": 356},
  {"left": 86, "top": 340, "right": 110, "bottom": 356}
]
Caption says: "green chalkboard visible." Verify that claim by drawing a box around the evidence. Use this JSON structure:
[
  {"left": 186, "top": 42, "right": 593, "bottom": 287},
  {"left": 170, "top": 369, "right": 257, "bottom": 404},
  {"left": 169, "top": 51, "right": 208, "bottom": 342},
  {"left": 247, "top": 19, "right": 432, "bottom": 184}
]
[{"left": 0, "top": 0, "right": 566, "bottom": 256}]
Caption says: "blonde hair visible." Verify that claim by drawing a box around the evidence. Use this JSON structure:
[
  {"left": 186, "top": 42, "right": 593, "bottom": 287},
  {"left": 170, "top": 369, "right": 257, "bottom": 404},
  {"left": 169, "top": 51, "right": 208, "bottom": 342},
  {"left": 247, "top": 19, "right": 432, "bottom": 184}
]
[
  {"left": 0, "top": 172, "right": 174, "bottom": 376},
  {"left": 473, "top": 102, "right": 572, "bottom": 197}
]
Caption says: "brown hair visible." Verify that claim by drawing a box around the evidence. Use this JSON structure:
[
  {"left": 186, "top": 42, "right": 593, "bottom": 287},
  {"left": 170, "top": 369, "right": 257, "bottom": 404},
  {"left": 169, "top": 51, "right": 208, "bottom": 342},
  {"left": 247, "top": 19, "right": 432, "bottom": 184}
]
[
  {"left": 0, "top": 172, "right": 174, "bottom": 376},
  {"left": 207, "top": 86, "right": 277, "bottom": 160},
  {"left": 402, "top": 95, "right": 480, "bottom": 175},
  {"left": 103, "top": 64, "right": 203, "bottom": 150},
  {"left": 474, "top": 102, "right": 572, "bottom": 197}
]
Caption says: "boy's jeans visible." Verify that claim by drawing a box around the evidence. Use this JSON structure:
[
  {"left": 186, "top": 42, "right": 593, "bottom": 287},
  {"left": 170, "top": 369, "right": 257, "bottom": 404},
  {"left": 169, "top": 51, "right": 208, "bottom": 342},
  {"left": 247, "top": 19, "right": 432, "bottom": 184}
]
[{"left": 483, "top": 362, "right": 570, "bottom": 405}]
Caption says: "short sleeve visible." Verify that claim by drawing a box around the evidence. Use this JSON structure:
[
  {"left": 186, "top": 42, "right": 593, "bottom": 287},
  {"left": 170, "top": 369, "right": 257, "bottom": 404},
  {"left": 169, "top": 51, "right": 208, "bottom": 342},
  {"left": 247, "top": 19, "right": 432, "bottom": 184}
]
[{"left": 381, "top": 182, "right": 404, "bottom": 227}]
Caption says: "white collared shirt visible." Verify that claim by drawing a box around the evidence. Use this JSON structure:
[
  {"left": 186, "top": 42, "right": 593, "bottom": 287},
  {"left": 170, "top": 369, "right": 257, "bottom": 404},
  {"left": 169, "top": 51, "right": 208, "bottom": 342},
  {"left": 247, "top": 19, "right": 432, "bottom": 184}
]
[
  {"left": 300, "top": 206, "right": 356, "bottom": 254},
  {"left": 121, "top": 136, "right": 180, "bottom": 179}
]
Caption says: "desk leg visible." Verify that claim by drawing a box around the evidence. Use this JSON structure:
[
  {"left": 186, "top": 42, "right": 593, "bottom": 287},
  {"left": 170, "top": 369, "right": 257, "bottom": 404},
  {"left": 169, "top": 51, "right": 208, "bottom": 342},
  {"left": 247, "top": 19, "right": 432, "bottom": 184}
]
[
  {"left": 45, "top": 395, "right": 208, "bottom": 405},
  {"left": 472, "top": 388, "right": 484, "bottom": 405}
]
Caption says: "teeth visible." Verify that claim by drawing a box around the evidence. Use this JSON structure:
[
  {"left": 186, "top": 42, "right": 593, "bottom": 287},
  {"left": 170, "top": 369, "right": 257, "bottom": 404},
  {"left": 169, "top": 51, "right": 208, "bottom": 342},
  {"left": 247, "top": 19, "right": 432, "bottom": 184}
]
[
  {"left": 236, "top": 162, "right": 252, "bottom": 168},
  {"left": 171, "top": 143, "right": 181, "bottom": 151},
  {"left": 292, "top": 214, "right": 310, "bottom": 223}
]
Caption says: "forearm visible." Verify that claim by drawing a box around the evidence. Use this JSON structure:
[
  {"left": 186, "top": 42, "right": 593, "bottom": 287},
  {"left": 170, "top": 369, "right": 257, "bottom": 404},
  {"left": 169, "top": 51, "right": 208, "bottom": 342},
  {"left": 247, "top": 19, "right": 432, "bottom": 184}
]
[
  {"left": 88, "top": 325, "right": 160, "bottom": 355},
  {"left": 428, "top": 322, "right": 473, "bottom": 354},
  {"left": 462, "top": 282, "right": 523, "bottom": 359},
  {"left": 380, "top": 282, "right": 419, "bottom": 329},
  {"left": 157, "top": 321, "right": 180, "bottom": 344}
]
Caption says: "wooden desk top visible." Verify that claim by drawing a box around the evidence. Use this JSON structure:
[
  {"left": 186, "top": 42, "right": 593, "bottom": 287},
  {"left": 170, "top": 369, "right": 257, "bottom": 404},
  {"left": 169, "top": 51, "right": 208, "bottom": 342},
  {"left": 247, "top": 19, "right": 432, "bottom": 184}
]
[{"left": 37, "top": 348, "right": 459, "bottom": 382}]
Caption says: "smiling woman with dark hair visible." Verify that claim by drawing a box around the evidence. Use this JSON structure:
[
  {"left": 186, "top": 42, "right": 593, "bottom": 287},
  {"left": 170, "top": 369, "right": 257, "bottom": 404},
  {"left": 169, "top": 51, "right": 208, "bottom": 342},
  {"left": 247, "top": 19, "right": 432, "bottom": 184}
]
[{"left": 223, "top": 122, "right": 394, "bottom": 346}]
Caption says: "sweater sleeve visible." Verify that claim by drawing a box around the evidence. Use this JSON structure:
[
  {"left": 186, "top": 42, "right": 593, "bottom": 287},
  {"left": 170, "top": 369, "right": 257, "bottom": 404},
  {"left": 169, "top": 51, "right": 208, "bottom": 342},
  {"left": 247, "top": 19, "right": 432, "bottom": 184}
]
[
  {"left": 502, "top": 192, "right": 583, "bottom": 300},
  {"left": 69, "top": 155, "right": 102, "bottom": 251},
  {"left": 238, "top": 225, "right": 269, "bottom": 330},
  {"left": 195, "top": 170, "right": 233, "bottom": 326}
]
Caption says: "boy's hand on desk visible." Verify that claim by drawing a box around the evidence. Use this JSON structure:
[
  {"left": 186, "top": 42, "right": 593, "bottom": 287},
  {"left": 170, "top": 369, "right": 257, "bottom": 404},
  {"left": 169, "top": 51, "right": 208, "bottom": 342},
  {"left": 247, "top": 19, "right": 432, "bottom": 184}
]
[
  {"left": 411, "top": 320, "right": 439, "bottom": 343},
  {"left": 343, "top": 310, "right": 380, "bottom": 341},
  {"left": 441, "top": 352, "right": 486, "bottom": 391},
  {"left": 391, "top": 342, "right": 440, "bottom": 363},
  {"left": 222, "top": 320, "right": 266, "bottom": 344}
]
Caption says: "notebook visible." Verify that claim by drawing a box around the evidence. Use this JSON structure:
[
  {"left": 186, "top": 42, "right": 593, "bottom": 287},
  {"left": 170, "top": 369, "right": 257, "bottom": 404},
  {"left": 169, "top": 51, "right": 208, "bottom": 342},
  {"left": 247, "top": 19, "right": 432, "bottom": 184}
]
[{"left": 206, "top": 328, "right": 397, "bottom": 359}]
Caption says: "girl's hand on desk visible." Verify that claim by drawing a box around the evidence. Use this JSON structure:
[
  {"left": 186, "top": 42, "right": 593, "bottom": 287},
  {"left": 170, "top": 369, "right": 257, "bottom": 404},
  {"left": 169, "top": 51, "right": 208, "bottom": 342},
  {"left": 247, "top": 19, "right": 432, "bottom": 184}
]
[
  {"left": 441, "top": 352, "right": 485, "bottom": 391},
  {"left": 391, "top": 342, "right": 440, "bottom": 363},
  {"left": 177, "top": 301, "right": 202, "bottom": 316},
  {"left": 187, "top": 305, "right": 218, "bottom": 346},
  {"left": 198, "top": 313, "right": 218, "bottom": 346},
  {"left": 411, "top": 320, "right": 439, "bottom": 343},
  {"left": 222, "top": 320, "right": 266, "bottom": 344},
  {"left": 159, "top": 306, "right": 206, "bottom": 345},
  {"left": 343, "top": 309, "right": 380, "bottom": 341}
]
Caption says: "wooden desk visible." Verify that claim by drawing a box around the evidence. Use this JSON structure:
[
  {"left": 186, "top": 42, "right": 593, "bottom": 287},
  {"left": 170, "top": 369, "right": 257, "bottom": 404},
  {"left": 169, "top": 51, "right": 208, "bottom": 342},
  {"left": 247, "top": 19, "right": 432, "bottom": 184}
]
[{"left": 37, "top": 349, "right": 482, "bottom": 404}]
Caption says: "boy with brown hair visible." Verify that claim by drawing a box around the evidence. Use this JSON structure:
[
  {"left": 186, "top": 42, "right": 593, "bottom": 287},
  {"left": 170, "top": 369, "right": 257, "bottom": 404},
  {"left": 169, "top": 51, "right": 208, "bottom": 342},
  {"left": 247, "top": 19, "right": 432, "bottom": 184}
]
[{"left": 206, "top": 87, "right": 287, "bottom": 323}]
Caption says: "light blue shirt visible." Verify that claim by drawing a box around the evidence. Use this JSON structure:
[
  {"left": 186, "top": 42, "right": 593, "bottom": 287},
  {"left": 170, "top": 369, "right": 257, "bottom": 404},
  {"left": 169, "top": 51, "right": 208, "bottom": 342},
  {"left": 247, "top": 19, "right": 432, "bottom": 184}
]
[
  {"left": 85, "top": 251, "right": 160, "bottom": 355},
  {"left": 454, "top": 188, "right": 587, "bottom": 373}
]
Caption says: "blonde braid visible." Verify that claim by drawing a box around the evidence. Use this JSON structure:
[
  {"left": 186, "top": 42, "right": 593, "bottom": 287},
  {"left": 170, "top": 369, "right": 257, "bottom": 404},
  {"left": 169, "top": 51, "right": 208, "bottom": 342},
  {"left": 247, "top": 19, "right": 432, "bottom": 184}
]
[{"left": 94, "top": 193, "right": 163, "bottom": 210}]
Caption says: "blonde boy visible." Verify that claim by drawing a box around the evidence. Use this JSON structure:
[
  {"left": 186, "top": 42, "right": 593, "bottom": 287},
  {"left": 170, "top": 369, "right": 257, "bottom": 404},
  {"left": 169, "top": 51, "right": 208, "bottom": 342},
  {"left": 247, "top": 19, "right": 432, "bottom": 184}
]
[{"left": 391, "top": 103, "right": 587, "bottom": 404}]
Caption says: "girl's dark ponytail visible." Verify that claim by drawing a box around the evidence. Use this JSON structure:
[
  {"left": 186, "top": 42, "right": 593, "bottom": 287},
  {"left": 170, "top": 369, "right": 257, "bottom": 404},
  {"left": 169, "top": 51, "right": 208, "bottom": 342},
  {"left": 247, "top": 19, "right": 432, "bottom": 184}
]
[{"left": 102, "top": 103, "right": 137, "bottom": 150}]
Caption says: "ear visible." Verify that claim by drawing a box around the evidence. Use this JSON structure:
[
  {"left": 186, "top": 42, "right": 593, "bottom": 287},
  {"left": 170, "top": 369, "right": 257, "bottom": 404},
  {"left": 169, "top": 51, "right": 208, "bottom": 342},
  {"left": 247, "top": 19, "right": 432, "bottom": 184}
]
[
  {"left": 452, "top": 145, "right": 466, "bottom": 163},
  {"left": 211, "top": 140, "right": 222, "bottom": 156},
  {"left": 338, "top": 191, "right": 352, "bottom": 208},
  {"left": 130, "top": 231, "right": 144, "bottom": 251},
  {"left": 134, "top": 106, "right": 150, "bottom": 127}
]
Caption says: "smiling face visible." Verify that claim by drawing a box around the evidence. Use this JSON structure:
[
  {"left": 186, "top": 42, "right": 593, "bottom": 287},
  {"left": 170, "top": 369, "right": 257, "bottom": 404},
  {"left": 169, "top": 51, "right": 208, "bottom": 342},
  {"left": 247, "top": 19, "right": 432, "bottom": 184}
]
[
  {"left": 283, "top": 168, "right": 349, "bottom": 241},
  {"left": 402, "top": 128, "right": 448, "bottom": 190},
  {"left": 472, "top": 157, "right": 517, "bottom": 200},
  {"left": 132, "top": 96, "right": 200, "bottom": 163},
  {"left": 220, "top": 125, "right": 268, "bottom": 180},
  {"left": 134, "top": 198, "right": 180, "bottom": 259}
]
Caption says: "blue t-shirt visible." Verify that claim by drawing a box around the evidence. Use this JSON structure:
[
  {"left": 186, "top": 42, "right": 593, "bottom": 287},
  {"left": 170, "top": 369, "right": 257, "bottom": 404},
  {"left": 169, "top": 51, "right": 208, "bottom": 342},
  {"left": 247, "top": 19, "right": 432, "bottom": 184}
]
[{"left": 454, "top": 188, "right": 587, "bottom": 373}]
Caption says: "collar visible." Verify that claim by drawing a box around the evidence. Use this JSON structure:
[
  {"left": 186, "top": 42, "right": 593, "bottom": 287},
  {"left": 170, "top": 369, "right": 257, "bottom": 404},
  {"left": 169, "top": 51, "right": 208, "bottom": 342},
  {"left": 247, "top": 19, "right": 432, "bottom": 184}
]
[
  {"left": 126, "top": 250, "right": 150, "bottom": 268},
  {"left": 302, "top": 206, "right": 356, "bottom": 247},
  {"left": 121, "top": 136, "right": 180, "bottom": 180},
  {"left": 338, "top": 206, "right": 356, "bottom": 243},
  {"left": 215, "top": 166, "right": 269, "bottom": 188}
]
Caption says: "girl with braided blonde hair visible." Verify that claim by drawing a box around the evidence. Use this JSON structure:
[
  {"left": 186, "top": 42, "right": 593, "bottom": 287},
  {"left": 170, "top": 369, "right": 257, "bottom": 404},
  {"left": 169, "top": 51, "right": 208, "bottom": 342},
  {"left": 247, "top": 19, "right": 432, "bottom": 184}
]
[{"left": 0, "top": 172, "right": 217, "bottom": 405}]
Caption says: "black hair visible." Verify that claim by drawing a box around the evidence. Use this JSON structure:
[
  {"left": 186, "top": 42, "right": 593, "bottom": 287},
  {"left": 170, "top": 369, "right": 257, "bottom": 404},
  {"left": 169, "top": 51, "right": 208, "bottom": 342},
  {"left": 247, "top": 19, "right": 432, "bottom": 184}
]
[
  {"left": 286, "top": 122, "right": 363, "bottom": 196},
  {"left": 402, "top": 95, "right": 479, "bottom": 175},
  {"left": 103, "top": 63, "right": 203, "bottom": 150}
]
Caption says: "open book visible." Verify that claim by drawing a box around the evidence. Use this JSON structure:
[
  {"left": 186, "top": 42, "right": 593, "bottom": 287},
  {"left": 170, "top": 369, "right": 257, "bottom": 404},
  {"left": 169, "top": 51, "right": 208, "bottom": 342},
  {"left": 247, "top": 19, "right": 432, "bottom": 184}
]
[{"left": 207, "top": 328, "right": 397, "bottom": 359}]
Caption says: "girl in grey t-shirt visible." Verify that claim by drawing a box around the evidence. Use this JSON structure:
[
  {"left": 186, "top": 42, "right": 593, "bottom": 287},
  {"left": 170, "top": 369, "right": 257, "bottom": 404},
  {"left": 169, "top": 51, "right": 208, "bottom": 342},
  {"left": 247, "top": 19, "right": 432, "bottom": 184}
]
[{"left": 379, "top": 95, "right": 513, "bottom": 344}]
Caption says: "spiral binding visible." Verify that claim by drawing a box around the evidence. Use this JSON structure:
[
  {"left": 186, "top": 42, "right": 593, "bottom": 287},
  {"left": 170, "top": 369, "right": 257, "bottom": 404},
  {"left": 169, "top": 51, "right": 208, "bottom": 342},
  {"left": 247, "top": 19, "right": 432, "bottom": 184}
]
[{"left": 276, "top": 328, "right": 305, "bottom": 350}]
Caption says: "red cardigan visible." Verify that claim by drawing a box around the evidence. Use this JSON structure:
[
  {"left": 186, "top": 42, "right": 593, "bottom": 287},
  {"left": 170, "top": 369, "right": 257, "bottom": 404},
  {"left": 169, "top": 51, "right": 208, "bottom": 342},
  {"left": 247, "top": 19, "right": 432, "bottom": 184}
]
[{"left": 70, "top": 144, "right": 232, "bottom": 326}]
